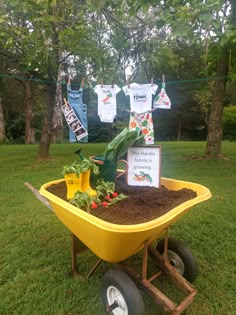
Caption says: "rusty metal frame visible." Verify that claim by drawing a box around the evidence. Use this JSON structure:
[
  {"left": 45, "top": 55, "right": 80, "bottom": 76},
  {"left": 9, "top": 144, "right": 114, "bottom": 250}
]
[
  {"left": 71, "top": 233, "right": 102, "bottom": 278},
  {"left": 116, "top": 229, "right": 197, "bottom": 314},
  {"left": 71, "top": 230, "right": 197, "bottom": 314}
]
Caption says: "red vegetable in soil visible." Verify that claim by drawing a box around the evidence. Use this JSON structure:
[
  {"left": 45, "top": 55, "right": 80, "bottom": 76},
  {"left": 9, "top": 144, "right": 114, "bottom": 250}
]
[
  {"left": 105, "top": 195, "right": 112, "bottom": 201},
  {"left": 91, "top": 202, "right": 98, "bottom": 209},
  {"left": 112, "top": 192, "right": 118, "bottom": 198},
  {"left": 102, "top": 201, "right": 109, "bottom": 207}
]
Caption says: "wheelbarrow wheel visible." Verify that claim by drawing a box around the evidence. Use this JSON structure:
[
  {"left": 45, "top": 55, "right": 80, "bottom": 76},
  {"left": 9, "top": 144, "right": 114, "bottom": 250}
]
[
  {"left": 156, "top": 238, "right": 198, "bottom": 283},
  {"left": 101, "top": 269, "right": 145, "bottom": 315}
]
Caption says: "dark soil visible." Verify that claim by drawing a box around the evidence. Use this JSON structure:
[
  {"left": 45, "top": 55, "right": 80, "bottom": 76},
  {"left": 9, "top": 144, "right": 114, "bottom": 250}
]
[{"left": 46, "top": 177, "right": 197, "bottom": 225}]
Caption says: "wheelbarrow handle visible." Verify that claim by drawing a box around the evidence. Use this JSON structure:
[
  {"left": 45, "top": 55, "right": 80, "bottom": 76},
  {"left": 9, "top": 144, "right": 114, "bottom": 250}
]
[{"left": 24, "top": 182, "right": 53, "bottom": 211}]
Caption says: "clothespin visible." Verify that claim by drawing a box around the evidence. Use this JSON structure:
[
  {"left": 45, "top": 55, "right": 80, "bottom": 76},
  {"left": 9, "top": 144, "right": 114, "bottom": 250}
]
[
  {"left": 151, "top": 77, "right": 154, "bottom": 86},
  {"left": 101, "top": 79, "right": 103, "bottom": 87},
  {"left": 112, "top": 80, "right": 115, "bottom": 88}
]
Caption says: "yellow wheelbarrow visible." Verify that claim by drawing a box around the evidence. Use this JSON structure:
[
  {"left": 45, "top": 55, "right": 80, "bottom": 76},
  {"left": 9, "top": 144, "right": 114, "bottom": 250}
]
[{"left": 25, "top": 177, "right": 211, "bottom": 315}]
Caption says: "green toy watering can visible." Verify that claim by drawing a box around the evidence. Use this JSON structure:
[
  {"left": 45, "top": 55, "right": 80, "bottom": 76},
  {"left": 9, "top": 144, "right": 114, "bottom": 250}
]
[{"left": 89, "top": 156, "right": 128, "bottom": 187}]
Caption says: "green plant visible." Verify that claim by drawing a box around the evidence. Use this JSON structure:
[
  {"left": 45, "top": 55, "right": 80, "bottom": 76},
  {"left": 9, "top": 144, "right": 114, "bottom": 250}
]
[
  {"left": 223, "top": 105, "right": 236, "bottom": 141},
  {"left": 68, "top": 179, "right": 127, "bottom": 211},
  {"left": 107, "top": 193, "right": 128, "bottom": 205},
  {"left": 95, "top": 179, "right": 115, "bottom": 199},
  {"left": 69, "top": 191, "right": 98, "bottom": 213},
  {"left": 62, "top": 158, "right": 99, "bottom": 177},
  {"left": 102, "top": 127, "right": 144, "bottom": 161},
  {"left": 95, "top": 179, "right": 128, "bottom": 206}
]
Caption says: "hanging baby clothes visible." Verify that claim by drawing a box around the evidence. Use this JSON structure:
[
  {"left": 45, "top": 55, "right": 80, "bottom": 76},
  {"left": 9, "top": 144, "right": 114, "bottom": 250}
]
[
  {"left": 153, "top": 83, "right": 171, "bottom": 109},
  {"left": 67, "top": 85, "right": 88, "bottom": 142},
  {"left": 62, "top": 100, "right": 88, "bottom": 142},
  {"left": 94, "top": 84, "right": 121, "bottom": 123},
  {"left": 122, "top": 83, "right": 158, "bottom": 144},
  {"left": 129, "top": 111, "right": 155, "bottom": 145}
]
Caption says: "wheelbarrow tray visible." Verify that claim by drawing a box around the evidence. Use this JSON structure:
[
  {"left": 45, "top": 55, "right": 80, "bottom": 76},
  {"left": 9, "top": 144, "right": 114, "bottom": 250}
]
[{"left": 39, "top": 177, "right": 211, "bottom": 263}]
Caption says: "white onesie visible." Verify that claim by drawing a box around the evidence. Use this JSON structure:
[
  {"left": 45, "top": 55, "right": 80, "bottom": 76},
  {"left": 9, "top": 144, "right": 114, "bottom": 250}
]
[
  {"left": 94, "top": 84, "right": 121, "bottom": 123},
  {"left": 122, "top": 83, "right": 158, "bottom": 114}
]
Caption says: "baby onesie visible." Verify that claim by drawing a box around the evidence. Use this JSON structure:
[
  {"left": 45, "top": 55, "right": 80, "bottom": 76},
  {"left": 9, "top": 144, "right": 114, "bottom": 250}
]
[
  {"left": 94, "top": 84, "right": 121, "bottom": 123},
  {"left": 122, "top": 83, "right": 158, "bottom": 114},
  {"left": 122, "top": 83, "right": 158, "bottom": 144}
]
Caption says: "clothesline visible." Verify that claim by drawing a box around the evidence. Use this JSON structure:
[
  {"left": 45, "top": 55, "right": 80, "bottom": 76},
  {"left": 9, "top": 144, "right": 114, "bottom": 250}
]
[{"left": 0, "top": 73, "right": 235, "bottom": 86}]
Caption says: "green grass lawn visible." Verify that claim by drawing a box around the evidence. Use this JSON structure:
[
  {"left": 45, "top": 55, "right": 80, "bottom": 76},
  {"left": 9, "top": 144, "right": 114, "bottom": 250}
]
[{"left": 0, "top": 142, "right": 235, "bottom": 315}]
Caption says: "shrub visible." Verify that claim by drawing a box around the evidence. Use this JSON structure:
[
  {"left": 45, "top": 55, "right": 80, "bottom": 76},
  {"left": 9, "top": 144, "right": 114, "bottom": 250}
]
[{"left": 223, "top": 106, "right": 236, "bottom": 141}]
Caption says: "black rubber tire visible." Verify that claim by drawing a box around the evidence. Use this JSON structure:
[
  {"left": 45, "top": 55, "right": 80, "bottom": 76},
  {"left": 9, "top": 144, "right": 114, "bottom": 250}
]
[
  {"left": 156, "top": 238, "right": 198, "bottom": 283},
  {"left": 101, "top": 269, "right": 145, "bottom": 315}
]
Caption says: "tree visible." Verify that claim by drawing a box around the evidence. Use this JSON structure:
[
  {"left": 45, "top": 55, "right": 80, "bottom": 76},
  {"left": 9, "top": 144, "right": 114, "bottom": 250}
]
[
  {"left": 103, "top": 0, "right": 236, "bottom": 155},
  {"left": 1, "top": 0, "right": 236, "bottom": 153},
  {"left": 0, "top": 1, "right": 38, "bottom": 144},
  {"left": 15, "top": 78, "right": 36, "bottom": 144},
  {"left": 143, "top": 0, "right": 236, "bottom": 157},
  {"left": 96, "top": 1, "right": 209, "bottom": 141},
  {"left": 0, "top": 0, "right": 99, "bottom": 156},
  {"left": 0, "top": 96, "right": 6, "bottom": 143},
  {"left": 158, "top": 0, "right": 235, "bottom": 157}
]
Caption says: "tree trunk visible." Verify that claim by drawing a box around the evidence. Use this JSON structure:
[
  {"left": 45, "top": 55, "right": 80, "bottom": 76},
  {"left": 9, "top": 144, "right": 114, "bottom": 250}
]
[
  {"left": 51, "top": 64, "right": 63, "bottom": 144},
  {"left": 37, "top": 82, "right": 56, "bottom": 159},
  {"left": 177, "top": 119, "right": 182, "bottom": 141},
  {"left": 0, "top": 96, "right": 6, "bottom": 143},
  {"left": 205, "top": 0, "right": 235, "bottom": 158},
  {"left": 205, "top": 47, "right": 229, "bottom": 158},
  {"left": 24, "top": 80, "right": 36, "bottom": 144}
]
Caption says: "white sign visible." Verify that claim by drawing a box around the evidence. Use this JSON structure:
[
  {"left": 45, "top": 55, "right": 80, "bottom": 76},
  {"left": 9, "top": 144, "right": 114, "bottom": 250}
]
[{"left": 127, "top": 146, "right": 161, "bottom": 188}]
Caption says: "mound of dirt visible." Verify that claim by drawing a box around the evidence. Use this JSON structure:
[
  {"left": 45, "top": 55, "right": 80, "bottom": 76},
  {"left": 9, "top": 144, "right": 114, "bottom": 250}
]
[{"left": 46, "top": 177, "right": 196, "bottom": 225}]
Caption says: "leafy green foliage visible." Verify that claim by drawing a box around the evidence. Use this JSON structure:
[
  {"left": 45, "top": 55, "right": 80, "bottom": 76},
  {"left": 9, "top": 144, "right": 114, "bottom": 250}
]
[
  {"left": 69, "top": 190, "right": 98, "bottom": 213},
  {"left": 1, "top": 0, "right": 236, "bottom": 155},
  {"left": 95, "top": 178, "right": 128, "bottom": 205},
  {"left": 68, "top": 178, "right": 127, "bottom": 212},
  {"left": 102, "top": 127, "right": 144, "bottom": 161},
  {"left": 62, "top": 158, "right": 99, "bottom": 177},
  {"left": 95, "top": 179, "right": 115, "bottom": 198},
  {"left": 223, "top": 105, "right": 236, "bottom": 141},
  {"left": 107, "top": 193, "right": 128, "bottom": 205}
]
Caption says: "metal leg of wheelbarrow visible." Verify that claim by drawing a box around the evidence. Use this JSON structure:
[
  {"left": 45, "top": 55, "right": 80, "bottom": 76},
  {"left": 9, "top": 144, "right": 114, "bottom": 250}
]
[
  {"left": 116, "top": 234, "right": 197, "bottom": 314},
  {"left": 71, "top": 233, "right": 102, "bottom": 278}
]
